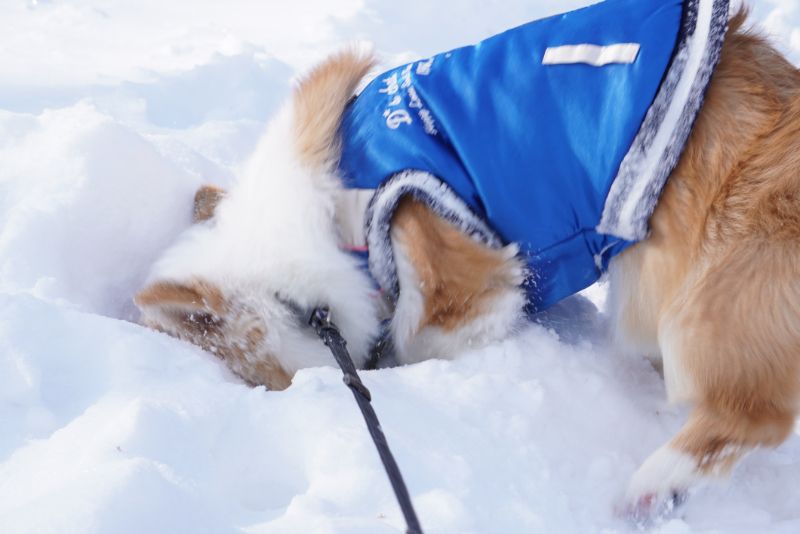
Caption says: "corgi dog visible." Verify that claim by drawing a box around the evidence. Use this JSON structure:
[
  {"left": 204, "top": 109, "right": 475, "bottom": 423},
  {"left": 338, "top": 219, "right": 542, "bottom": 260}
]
[{"left": 135, "top": 4, "right": 800, "bottom": 520}]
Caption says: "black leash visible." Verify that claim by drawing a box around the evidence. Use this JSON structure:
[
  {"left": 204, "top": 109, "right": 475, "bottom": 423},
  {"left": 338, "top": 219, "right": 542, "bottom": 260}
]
[{"left": 308, "top": 306, "right": 423, "bottom": 534}]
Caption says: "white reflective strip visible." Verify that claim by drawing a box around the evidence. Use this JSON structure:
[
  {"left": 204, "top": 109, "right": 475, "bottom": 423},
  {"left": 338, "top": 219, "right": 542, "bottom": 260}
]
[{"left": 542, "top": 43, "right": 641, "bottom": 66}]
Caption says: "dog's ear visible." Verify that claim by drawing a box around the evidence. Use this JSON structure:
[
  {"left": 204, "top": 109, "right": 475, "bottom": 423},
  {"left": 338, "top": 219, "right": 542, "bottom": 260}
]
[
  {"left": 193, "top": 185, "right": 227, "bottom": 223},
  {"left": 134, "top": 279, "right": 227, "bottom": 334},
  {"left": 293, "top": 47, "right": 375, "bottom": 172}
]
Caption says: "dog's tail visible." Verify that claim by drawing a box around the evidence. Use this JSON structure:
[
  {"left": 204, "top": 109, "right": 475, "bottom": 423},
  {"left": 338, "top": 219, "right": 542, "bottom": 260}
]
[{"left": 292, "top": 46, "right": 376, "bottom": 172}]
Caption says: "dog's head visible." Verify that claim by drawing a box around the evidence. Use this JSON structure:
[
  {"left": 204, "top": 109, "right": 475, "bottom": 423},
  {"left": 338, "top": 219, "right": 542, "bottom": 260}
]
[{"left": 135, "top": 48, "right": 380, "bottom": 390}]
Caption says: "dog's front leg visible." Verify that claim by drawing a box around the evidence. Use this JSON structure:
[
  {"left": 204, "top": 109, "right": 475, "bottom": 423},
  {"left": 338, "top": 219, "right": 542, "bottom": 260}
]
[{"left": 388, "top": 197, "right": 526, "bottom": 364}]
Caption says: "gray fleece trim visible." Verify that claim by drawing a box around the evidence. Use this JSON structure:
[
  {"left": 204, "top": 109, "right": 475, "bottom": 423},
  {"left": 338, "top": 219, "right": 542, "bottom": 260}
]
[
  {"left": 597, "top": 0, "right": 730, "bottom": 241},
  {"left": 364, "top": 170, "right": 502, "bottom": 304}
]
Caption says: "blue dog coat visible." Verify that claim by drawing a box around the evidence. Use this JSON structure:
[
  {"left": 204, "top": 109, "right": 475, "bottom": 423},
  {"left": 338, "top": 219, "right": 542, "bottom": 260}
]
[{"left": 337, "top": 0, "right": 730, "bottom": 312}]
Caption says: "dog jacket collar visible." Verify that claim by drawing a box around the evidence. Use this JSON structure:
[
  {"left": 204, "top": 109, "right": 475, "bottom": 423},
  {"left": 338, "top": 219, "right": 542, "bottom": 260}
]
[{"left": 337, "top": 0, "right": 730, "bottom": 312}]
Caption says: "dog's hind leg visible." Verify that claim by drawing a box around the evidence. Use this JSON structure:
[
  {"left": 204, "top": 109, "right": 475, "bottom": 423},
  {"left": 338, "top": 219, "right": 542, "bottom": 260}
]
[
  {"left": 388, "top": 197, "right": 526, "bottom": 364},
  {"left": 624, "top": 239, "right": 800, "bottom": 519},
  {"left": 625, "top": 402, "right": 795, "bottom": 521}
]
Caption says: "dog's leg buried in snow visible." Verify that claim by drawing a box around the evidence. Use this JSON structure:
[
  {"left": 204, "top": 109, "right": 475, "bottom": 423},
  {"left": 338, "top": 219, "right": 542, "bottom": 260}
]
[{"left": 135, "top": 0, "right": 800, "bottom": 523}]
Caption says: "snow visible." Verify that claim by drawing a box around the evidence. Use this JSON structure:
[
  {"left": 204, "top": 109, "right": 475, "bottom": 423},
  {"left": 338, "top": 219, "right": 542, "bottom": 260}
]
[{"left": 1, "top": 1, "right": 799, "bottom": 533}]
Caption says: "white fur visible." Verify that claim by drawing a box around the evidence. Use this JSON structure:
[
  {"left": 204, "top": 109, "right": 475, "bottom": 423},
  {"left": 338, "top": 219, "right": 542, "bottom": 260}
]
[
  {"left": 607, "top": 256, "right": 661, "bottom": 360},
  {"left": 144, "top": 104, "right": 381, "bottom": 373},
  {"left": 658, "top": 315, "right": 696, "bottom": 404},
  {"left": 389, "top": 231, "right": 427, "bottom": 361},
  {"left": 626, "top": 445, "right": 699, "bottom": 502},
  {"left": 607, "top": 256, "right": 697, "bottom": 404}
]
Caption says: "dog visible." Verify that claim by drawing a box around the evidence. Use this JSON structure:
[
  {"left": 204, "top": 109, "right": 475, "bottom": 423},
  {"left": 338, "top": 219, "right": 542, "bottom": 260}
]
[{"left": 135, "top": 0, "right": 800, "bottom": 520}]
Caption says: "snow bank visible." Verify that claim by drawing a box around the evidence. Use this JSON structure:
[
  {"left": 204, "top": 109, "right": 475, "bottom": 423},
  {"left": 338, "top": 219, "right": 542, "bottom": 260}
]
[
  {"left": 0, "top": 104, "right": 201, "bottom": 318},
  {"left": 1, "top": 1, "right": 799, "bottom": 533},
  {"left": 2, "top": 291, "right": 799, "bottom": 533}
]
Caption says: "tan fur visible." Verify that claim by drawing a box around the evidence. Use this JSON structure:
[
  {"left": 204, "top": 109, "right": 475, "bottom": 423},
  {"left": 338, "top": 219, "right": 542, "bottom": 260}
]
[
  {"left": 135, "top": 279, "right": 228, "bottom": 315},
  {"left": 135, "top": 279, "right": 291, "bottom": 391},
  {"left": 391, "top": 197, "right": 521, "bottom": 331},
  {"left": 611, "top": 9, "right": 800, "bottom": 478},
  {"left": 293, "top": 48, "right": 375, "bottom": 171},
  {"left": 193, "top": 185, "right": 226, "bottom": 223}
]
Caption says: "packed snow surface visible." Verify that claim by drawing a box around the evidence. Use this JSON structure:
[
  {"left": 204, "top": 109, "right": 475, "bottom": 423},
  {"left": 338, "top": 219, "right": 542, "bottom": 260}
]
[{"left": 1, "top": 1, "right": 799, "bottom": 533}]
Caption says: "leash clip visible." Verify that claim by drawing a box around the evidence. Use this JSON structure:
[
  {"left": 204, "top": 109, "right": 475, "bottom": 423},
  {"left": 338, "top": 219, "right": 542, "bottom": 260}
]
[
  {"left": 308, "top": 305, "right": 334, "bottom": 335},
  {"left": 308, "top": 306, "right": 373, "bottom": 401}
]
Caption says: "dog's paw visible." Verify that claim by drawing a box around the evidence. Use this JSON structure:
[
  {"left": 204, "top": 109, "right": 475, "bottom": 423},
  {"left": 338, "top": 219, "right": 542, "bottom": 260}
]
[
  {"left": 616, "top": 490, "right": 688, "bottom": 527},
  {"left": 617, "top": 445, "right": 697, "bottom": 526}
]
